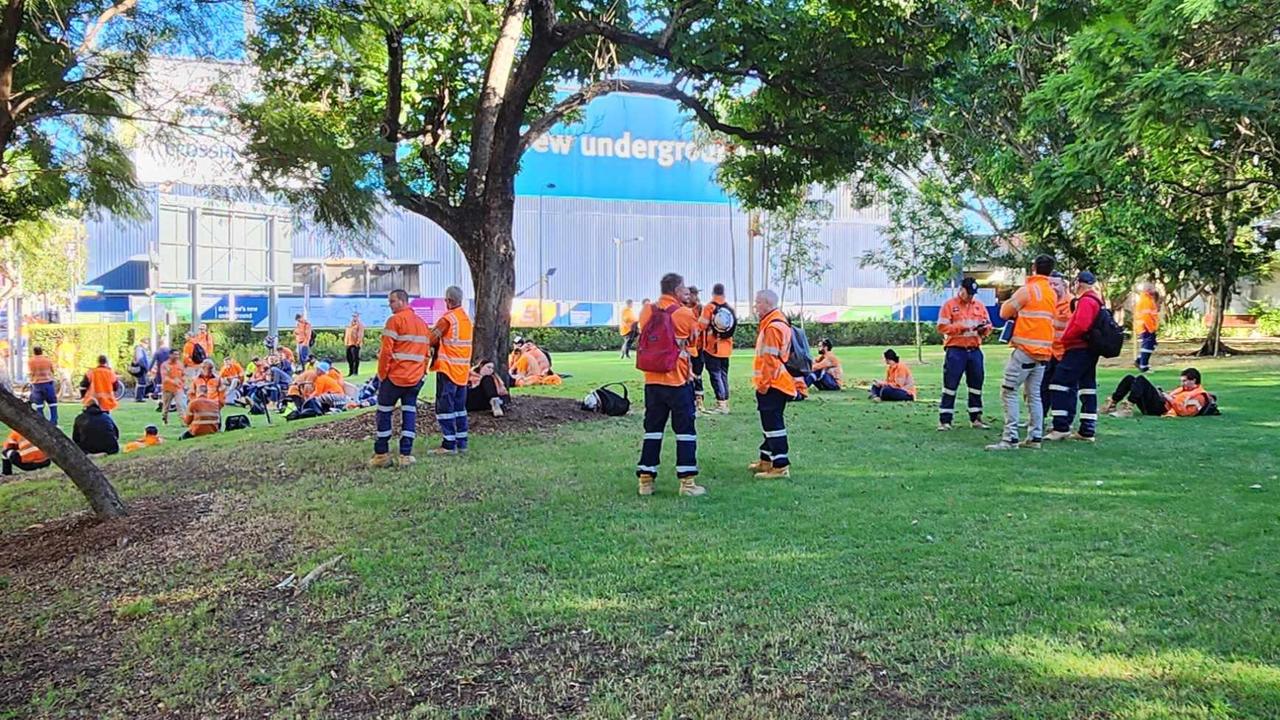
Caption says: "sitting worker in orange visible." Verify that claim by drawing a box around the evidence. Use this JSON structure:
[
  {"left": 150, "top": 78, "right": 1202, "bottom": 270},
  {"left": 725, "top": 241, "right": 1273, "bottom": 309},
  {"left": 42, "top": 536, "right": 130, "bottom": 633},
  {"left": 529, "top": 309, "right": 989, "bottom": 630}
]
[
  {"left": 220, "top": 356, "right": 245, "bottom": 403},
  {"left": 804, "top": 338, "right": 843, "bottom": 391},
  {"left": 3, "top": 430, "right": 50, "bottom": 475},
  {"left": 303, "top": 361, "right": 349, "bottom": 413},
  {"left": 124, "top": 425, "right": 164, "bottom": 453},
  {"left": 869, "top": 349, "right": 916, "bottom": 402},
  {"left": 182, "top": 385, "right": 222, "bottom": 439},
  {"left": 511, "top": 339, "right": 562, "bottom": 386}
]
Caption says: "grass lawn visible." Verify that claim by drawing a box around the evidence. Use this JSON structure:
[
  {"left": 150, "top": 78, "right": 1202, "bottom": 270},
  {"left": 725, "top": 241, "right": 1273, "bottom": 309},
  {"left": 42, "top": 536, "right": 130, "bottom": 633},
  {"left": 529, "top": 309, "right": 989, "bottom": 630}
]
[{"left": 1, "top": 345, "right": 1278, "bottom": 719}]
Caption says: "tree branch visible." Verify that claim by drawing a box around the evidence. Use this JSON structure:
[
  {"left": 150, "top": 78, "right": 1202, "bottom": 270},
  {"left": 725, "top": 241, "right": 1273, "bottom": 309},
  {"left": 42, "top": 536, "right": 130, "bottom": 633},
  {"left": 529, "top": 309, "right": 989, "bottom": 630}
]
[
  {"left": 603, "top": 79, "right": 788, "bottom": 145},
  {"left": 77, "top": 0, "right": 138, "bottom": 55},
  {"left": 465, "top": 0, "right": 527, "bottom": 204}
]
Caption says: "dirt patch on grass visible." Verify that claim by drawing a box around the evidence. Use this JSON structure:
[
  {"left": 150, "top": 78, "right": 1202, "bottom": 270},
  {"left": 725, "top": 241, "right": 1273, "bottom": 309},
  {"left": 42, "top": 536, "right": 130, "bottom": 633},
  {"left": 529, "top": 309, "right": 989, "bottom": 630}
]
[{"left": 291, "top": 394, "right": 610, "bottom": 444}]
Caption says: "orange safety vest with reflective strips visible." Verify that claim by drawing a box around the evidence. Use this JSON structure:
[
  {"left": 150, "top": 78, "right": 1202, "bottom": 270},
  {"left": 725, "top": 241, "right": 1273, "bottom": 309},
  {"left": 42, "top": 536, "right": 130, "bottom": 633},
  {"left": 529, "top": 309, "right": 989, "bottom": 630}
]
[
  {"left": 698, "top": 296, "right": 734, "bottom": 358},
  {"left": 83, "top": 366, "right": 119, "bottom": 411},
  {"left": 753, "top": 309, "right": 798, "bottom": 396},
  {"left": 1166, "top": 386, "right": 1211, "bottom": 417},
  {"left": 937, "top": 296, "right": 992, "bottom": 350},
  {"left": 161, "top": 360, "right": 186, "bottom": 393},
  {"left": 27, "top": 355, "right": 55, "bottom": 384},
  {"left": 432, "top": 306, "right": 474, "bottom": 386},
  {"left": 1050, "top": 290, "right": 1072, "bottom": 361},
  {"left": 885, "top": 362, "right": 917, "bottom": 398},
  {"left": 1134, "top": 292, "right": 1159, "bottom": 334},
  {"left": 5, "top": 431, "right": 47, "bottom": 464},
  {"left": 184, "top": 398, "right": 221, "bottom": 436},
  {"left": 378, "top": 307, "right": 430, "bottom": 387},
  {"left": 1009, "top": 275, "right": 1056, "bottom": 361},
  {"left": 192, "top": 374, "right": 222, "bottom": 404}
]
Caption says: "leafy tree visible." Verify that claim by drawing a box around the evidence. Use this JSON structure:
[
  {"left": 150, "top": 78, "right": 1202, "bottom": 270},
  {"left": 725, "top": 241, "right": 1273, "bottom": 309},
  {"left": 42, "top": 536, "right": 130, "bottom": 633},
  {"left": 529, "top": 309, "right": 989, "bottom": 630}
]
[
  {"left": 0, "top": 215, "right": 86, "bottom": 301},
  {"left": 237, "top": 0, "right": 960, "bottom": 366},
  {"left": 763, "top": 198, "right": 832, "bottom": 314}
]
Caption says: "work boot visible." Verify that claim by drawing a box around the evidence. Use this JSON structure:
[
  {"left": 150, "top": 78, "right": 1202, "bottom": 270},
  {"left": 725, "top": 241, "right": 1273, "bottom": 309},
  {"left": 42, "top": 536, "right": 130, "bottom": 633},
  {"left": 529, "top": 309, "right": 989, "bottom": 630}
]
[
  {"left": 637, "top": 474, "right": 656, "bottom": 496},
  {"left": 1071, "top": 432, "right": 1096, "bottom": 443},
  {"left": 1100, "top": 398, "right": 1117, "bottom": 415},
  {"left": 748, "top": 459, "right": 773, "bottom": 473},
  {"left": 937, "top": 422, "right": 953, "bottom": 432},
  {"left": 971, "top": 419, "right": 991, "bottom": 430},
  {"left": 398, "top": 454, "right": 417, "bottom": 467},
  {"left": 1018, "top": 438, "right": 1043, "bottom": 450},
  {"left": 755, "top": 466, "right": 790, "bottom": 479},
  {"left": 985, "top": 440, "right": 1020, "bottom": 451},
  {"left": 1110, "top": 402, "right": 1134, "bottom": 418},
  {"left": 490, "top": 397, "right": 505, "bottom": 418},
  {"left": 715, "top": 400, "right": 729, "bottom": 415},
  {"left": 678, "top": 477, "right": 707, "bottom": 496},
  {"left": 695, "top": 395, "right": 707, "bottom": 415},
  {"left": 431, "top": 447, "right": 457, "bottom": 456},
  {"left": 368, "top": 453, "right": 393, "bottom": 468},
  {"left": 1043, "top": 430, "right": 1073, "bottom": 442}
]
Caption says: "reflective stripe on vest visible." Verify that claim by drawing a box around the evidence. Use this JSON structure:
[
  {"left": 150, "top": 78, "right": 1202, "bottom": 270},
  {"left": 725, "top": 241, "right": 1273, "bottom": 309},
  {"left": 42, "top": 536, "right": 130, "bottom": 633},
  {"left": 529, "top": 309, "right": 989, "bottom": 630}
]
[{"left": 1012, "top": 276, "right": 1056, "bottom": 359}]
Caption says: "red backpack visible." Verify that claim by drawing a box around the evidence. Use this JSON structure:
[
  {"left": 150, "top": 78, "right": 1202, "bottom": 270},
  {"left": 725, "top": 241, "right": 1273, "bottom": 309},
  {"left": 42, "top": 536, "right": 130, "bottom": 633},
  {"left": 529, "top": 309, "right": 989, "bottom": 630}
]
[{"left": 635, "top": 304, "right": 681, "bottom": 373}]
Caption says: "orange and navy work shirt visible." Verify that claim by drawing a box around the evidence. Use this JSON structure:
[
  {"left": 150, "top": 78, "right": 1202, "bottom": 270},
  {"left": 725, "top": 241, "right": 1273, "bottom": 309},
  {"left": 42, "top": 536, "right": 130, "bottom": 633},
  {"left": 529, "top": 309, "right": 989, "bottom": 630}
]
[
  {"left": 884, "top": 362, "right": 917, "bottom": 399},
  {"left": 1134, "top": 291, "right": 1159, "bottom": 334},
  {"left": 753, "top": 308, "right": 798, "bottom": 396},
  {"left": 161, "top": 359, "right": 186, "bottom": 393},
  {"left": 344, "top": 320, "right": 365, "bottom": 346},
  {"left": 309, "top": 372, "right": 345, "bottom": 399},
  {"left": 638, "top": 294, "right": 697, "bottom": 387},
  {"left": 812, "top": 351, "right": 843, "bottom": 387},
  {"left": 378, "top": 307, "right": 430, "bottom": 387},
  {"left": 83, "top": 366, "right": 119, "bottom": 411},
  {"left": 698, "top": 296, "right": 734, "bottom": 358},
  {"left": 27, "top": 355, "right": 55, "bottom": 384},
  {"left": 4, "top": 430, "right": 47, "bottom": 464},
  {"left": 431, "top": 306, "right": 474, "bottom": 386},
  {"left": 937, "top": 295, "right": 992, "bottom": 349},
  {"left": 183, "top": 397, "right": 221, "bottom": 436},
  {"left": 1165, "top": 385, "right": 1211, "bottom": 417}
]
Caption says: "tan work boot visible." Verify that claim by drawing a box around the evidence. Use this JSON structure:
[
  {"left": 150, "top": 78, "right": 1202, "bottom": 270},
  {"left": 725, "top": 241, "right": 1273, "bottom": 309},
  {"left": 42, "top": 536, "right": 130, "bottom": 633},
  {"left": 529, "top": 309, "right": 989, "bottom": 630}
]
[
  {"left": 637, "top": 474, "right": 656, "bottom": 496},
  {"left": 748, "top": 459, "right": 773, "bottom": 473},
  {"left": 368, "top": 453, "right": 392, "bottom": 468},
  {"left": 490, "top": 397, "right": 505, "bottom": 418},
  {"left": 755, "top": 466, "right": 790, "bottom": 479},
  {"left": 715, "top": 400, "right": 729, "bottom": 415},
  {"left": 397, "top": 454, "right": 417, "bottom": 467},
  {"left": 1100, "top": 398, "right": 1117, "bottom": 415},
  {"left": 679, "top": 477, "right": 707, "bottom": 496},
  {"left": 430, "top": 447, "right": 457, "bottom": 456},
  {"left": 695, "top": 395, "right": 707, "bottom": 414}
]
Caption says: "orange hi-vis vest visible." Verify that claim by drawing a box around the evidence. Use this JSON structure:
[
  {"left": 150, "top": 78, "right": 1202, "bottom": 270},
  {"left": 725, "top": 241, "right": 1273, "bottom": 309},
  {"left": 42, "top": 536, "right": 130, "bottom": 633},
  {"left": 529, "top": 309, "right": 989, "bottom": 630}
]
[
  {"left": 432, "top": 306, "right": 474, "bottom": 386},
  {"left": 27, "top": 355, "right": 55, "bottom": 384},
  {"left": 698, "top": 296, "right": 734, "bottom": 358},
  {"left": 162, "top": 360, "right": 186, "bottom": 393},
  {"left": 192, "top": 374, "right": 222, "bottom": 404},
  {"left": 1010, "top": 275, "right": 1056, "bottom": 361},
  {"left": 754, "top": 308, "right": 798, "bottom": 396},
  {"left": 1050, "top": 288, "right": 1072, "bottom": 361},
  {"left": 309, "top": 372, "right": 344, "bottom": 399},
  {"left": 6, "top": 431, "right": 47, "bottom": 464},
  {"left": 378, "top": 307, "right": 430, "bottom": 387},
  {"left": 1135, "top": 291, "right": 1159, "bottom": 334},
  {"left": 295, "top": 319, "right": 312, "bottom": 345},
  {"left": 619, "top": 306, "right": 637, "bottom": 336},
  {"left": 345, "top": 321, "right": 364, "bottom": 346},
  {"left": 885, "top": 362, "right": 917, "bottom": 398},
  {"left": 83, "top": 366, "right": 119, "bottom": 411},
  {"left": 1166, "top": 385, "right": 1211, "bottom": 417},
  {"left": 937, "top": 296, "right": 992, "bottom": 350},
  {"left": 185, "top": 397, "right": 221, "bottom": 436}
]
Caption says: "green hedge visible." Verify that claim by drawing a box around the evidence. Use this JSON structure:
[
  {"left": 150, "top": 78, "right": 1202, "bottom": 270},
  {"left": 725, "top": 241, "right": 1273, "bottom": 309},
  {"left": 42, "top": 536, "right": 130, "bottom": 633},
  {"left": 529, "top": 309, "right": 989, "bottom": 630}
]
[{"left": 514, "top": 320, "right": 954, "bottom": 353}]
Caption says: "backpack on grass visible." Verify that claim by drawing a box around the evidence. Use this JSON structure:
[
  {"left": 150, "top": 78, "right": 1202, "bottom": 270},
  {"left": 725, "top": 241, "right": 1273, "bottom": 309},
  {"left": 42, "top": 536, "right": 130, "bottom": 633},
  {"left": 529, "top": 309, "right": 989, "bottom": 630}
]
[
  {"left": 582, "top": 383, "right": 631, "bottom": 416},
  {"left": 224, "top": 415, "right": 251, "bottom": 432}
]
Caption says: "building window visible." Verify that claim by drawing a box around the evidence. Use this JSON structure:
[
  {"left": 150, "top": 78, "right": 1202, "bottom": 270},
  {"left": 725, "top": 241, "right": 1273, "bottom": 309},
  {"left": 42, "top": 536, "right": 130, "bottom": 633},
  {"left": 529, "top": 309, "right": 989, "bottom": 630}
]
[
  {"left": 293, "top": 263, "right": 323, "bottom": 296},
  {"left": 324, "top": 264, "right": 367, "bottom": 296},
  {"left": 368, "top": 264, "right": 420, "bottom": 295}
]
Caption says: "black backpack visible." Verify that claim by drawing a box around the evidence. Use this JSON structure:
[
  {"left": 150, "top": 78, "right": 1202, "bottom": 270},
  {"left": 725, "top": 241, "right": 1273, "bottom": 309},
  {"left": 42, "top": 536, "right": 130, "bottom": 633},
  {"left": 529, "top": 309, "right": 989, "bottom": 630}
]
[
  {"left": 772, "top": 319, "right": 814, "bottom": 376},
  {"left": 1197, "top": 394, "right": 1221, "bottom": 416},
  {"left": 709, "top": 302, "right": 738, "bottom": 339},
  {"left": 1087, "top": 305, "right": 1125, "bottom": 358},
  {"left": 584, "top": 383, "right": 631, "bottom": 416},
  {"left": 224, "top": 415, "right": 251, "bottom": 432},
  {"left": 190, "top": 342, "right": 207, "bottom": 365}
]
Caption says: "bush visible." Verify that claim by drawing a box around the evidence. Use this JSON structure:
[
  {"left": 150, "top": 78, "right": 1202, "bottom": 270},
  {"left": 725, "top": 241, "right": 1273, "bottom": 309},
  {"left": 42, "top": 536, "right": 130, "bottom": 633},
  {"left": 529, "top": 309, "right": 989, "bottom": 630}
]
[
  {"left": 1256, "top": 309, "right": 1280, "bottom": 337},
  {"left": 511, "top": 320, "right": 954, "bottom": 353},
  {"left": 27, "top": 323, "right": 152, "bottom": 383}
]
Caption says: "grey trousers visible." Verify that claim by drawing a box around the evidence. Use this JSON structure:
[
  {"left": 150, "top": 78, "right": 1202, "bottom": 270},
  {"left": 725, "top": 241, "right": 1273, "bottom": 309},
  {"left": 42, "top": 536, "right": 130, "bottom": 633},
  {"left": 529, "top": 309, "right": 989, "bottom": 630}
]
[{"left": 1000, "top": 348, "right": 1047, "bottom": 442}]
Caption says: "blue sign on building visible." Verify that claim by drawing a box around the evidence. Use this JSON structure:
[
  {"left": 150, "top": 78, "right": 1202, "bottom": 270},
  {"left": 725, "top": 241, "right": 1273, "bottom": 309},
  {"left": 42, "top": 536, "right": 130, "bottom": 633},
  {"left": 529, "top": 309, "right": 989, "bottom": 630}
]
[{"left": 515, "top": 93, "right": 730, "bottom": 204}]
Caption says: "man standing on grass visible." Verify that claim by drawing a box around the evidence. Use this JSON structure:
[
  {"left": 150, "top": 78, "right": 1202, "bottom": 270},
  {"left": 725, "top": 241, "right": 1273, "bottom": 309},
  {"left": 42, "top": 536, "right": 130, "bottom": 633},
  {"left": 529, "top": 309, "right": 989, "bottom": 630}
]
[
  {"left": 345, "top": 311, "right": 365, "bottom": 377},
  {"left": 699, "top": 283, "right": 735, "bottom": 414},
  {"left": 987, "top": 254, "right": 1057, "bottom": 451},
  {"left": 26, "top": 346, "right": 58, "bottom": 425},
  {"left": 428, "top": 286, "right": 473, "bottom": 455},
  {"left": 635, "top": 272, "right": 706, "bottom": 497},
  {"left": 1045, "top": 271, "right": 1104, "bottom": 443},
  {"left": 936, "top": 278, "right": 992, "bottom": 431},
  {"left": 749, "top": 289, "right": 796, "bottom": 479},
  {"left": 294, "top": 313, "right": 313, "bottom": 365},
  {"left": 1133, "top": 283, "right": 1160, "bottom": 373},
  {"left": 370, "top": 289, "right": 430, "bottom": 468},
  {"left": 685, "top": 286, "right": 707, "bottom": 414}
]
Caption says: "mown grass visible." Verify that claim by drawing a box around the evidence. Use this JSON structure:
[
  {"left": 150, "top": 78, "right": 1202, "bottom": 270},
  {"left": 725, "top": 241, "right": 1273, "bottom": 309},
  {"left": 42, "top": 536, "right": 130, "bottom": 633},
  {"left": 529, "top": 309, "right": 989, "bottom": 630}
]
[{"left": 2, "top": 346, "right": 1279, "bottom": 719}]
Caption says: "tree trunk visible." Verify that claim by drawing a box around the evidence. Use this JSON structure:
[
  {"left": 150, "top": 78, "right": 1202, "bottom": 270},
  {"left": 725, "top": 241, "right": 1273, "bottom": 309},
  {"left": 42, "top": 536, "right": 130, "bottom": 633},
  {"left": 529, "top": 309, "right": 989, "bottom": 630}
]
[
  {"left": 1197, "top": 280, "right": 1235, "bottom": 357},
  {"left": 461, "top": 210, "right": 516, "bottom": 378},
  {"left": 0, "top": 387, "right": 127, "bottom": 518}
]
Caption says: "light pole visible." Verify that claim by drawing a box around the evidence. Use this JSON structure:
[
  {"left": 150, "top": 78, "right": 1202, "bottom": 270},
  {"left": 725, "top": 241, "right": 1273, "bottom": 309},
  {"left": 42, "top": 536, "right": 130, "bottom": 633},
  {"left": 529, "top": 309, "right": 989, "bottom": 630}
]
[
  {"left": 537, "top": 182, "right": 556, "bottom": 315},
  {"left": 613, "top": 236, "right": 643, "bottom": 304}
]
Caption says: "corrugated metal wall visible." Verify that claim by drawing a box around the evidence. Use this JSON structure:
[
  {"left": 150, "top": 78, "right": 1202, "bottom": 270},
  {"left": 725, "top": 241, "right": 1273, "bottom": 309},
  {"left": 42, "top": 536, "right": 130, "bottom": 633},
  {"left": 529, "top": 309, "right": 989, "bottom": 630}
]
[{"left": 84, "top": 187, "right": 160, "bottom": 280}]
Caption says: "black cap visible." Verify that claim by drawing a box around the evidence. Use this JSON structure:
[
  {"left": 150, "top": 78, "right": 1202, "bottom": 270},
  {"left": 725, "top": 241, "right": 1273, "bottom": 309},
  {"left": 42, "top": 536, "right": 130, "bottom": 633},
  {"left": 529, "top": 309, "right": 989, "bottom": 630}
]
[
  {"left": 961, "top": 278, "right": 979, "bottom": 295},
  {"left": 1077, "top": 270, "right": 1097, "bottom": 285}
]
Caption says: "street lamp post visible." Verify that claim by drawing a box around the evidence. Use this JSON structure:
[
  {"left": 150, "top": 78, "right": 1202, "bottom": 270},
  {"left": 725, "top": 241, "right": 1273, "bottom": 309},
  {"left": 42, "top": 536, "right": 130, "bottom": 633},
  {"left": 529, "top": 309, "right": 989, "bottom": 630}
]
[
  {"left": 614, "top": 236, "right": 643, "bottom": 304},
  {"left": 537, "top": 183, "right": 556, "bottom": 318}
]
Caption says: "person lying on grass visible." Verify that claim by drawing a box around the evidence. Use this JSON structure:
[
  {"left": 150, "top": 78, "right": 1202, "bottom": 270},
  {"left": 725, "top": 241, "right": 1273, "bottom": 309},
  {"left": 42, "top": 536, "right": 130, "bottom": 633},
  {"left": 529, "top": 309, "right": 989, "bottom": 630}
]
[{"left": 1101, "top": 367, "right": 1217, "bottom": 418}]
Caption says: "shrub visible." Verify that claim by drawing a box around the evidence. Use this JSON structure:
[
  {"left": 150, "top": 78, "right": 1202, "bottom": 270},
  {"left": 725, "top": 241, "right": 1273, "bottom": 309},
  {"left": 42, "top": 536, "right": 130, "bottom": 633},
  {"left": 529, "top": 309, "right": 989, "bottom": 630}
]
[
  {"left": 27, "top": 323, "right": 152, "bottom": 382},
  {"left": 508, "top": 320, "right": 955, "bottom": 353},
  {"left": 1256, "top": 309, "right": 1280, "bottom": 337}
]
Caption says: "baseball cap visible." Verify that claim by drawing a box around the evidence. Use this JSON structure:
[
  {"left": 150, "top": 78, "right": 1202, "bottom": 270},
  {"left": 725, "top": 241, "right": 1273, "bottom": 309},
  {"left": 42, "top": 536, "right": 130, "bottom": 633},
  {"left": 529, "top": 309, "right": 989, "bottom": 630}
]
[
  {"left": 317, "top": 361, "right": 331, "bottom": 372},
  {"left": 1076, "top": 270, "right": 1097, "bottom": 285},
  {"left": 961, "top": 278, "right": 979, "bottom": 295}
]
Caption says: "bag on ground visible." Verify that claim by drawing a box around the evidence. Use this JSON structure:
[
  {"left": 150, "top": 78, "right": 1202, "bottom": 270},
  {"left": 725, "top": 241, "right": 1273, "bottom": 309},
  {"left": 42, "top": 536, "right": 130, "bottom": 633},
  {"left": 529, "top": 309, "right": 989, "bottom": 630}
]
[
  {"left": 635, "top": 305, "right": 681, "bottom": 373},
  {"left": 224, "top": 415, "right": 251, "bottom": 432},
  {"left": 582, "top": 383, "right": 631, "bottom": 416},
  {"left": 1087, "top": 307, "right": 1125, "bottom": 358}
]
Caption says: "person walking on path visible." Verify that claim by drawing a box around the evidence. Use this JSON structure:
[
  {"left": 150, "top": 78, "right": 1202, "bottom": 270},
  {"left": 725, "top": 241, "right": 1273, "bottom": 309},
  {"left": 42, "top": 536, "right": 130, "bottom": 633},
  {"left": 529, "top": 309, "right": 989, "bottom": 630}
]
[
  {"left": 1133, "top": 284, "right": 1160, "bottom": 373},
  {"left": 987, "top": 254, "right": 1057, "bottom": 451},
  {"left": 619, "top": 299, "right": 638, "bottom": 359},
  {"left": 369, "top": 290, "right": 430, "bottom": 468},
  {"left": 26, "top": 346, "right": 59, "bottom": 425}
]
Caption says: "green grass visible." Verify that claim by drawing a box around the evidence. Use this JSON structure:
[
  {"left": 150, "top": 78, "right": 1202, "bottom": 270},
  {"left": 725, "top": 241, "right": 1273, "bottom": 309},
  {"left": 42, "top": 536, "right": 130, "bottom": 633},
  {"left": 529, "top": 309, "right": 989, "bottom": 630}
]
[{"left": 2, "top": 347, "right": 1279, "bottom": 719}]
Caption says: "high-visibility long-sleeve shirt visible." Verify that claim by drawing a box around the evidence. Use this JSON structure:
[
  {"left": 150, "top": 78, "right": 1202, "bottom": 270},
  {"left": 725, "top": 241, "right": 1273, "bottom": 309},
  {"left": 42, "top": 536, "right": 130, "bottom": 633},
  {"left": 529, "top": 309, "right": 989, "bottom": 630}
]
[
  {"left": 1134, "top": 292, "right": 1159, "bottom": 334},
  {"left": 378, "top": 307, "right": 430, "bottom": 387},
  {"left": 753, "top": 308, "right": 797, "bottom": 396},
  {"left": 937, "top": 296, "right": 992, "bottom": 349}
]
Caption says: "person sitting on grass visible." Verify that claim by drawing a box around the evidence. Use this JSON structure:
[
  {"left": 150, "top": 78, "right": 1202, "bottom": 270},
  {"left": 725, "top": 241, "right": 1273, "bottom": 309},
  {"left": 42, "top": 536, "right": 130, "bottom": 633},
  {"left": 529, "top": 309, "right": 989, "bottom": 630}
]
[
  {"left": 1101, "top": 367, "right": 1216, "bottom": 418},
  {"left": 869, "top": 349, "right": 916, "bottom": 402},
  {"left": 804, "top": 339, "right": 843, "bottom": 391},
  {"left": 220, "top": 356, "right": 245, "bottom": 404},
  {"left": 3, "top": 430, "right": 50, "bottom": 476},
  {"left": 511, "top": 339, "right": 562, "bottom": 387},
  {"left": 301, "top": 361, "right": 349, "bottom": 414},
  {"left": 182, "top": 385, "right": 222, "bottom": 439},
  {"left": 123, "top": 425, "right": 164, "bottom": 453},
  {"left": 73, "top": 398, "right": 120, "bottom": 456},
  {"left": 466, "top": 360, "right": 510, "bottom": 417}
]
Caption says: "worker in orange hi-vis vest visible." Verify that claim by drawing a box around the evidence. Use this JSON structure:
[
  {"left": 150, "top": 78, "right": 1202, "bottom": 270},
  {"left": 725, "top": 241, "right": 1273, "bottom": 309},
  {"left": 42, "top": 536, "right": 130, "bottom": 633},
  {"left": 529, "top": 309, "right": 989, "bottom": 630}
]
[
  {"left": 26, "top": 345, "right": 59, "bottom": 425},
  {"left": 1037, "top": 272, "right": 1072, "bottom": 421},
  {"left": 344, "top": 311, "right": 365, "bottom": 377},
  {"left": 698, "top": 283, "right": 735, "bottom": 414},
  {"left": 936, "top": 278, "right": 993, "bottom": 431},
  {"left": 182, "top": 384, "right": 222, "bottom": 439},
  {"left": 618, "top": 299, "right": 638, "bottom": 359},
  {"left": 749, "top": 289, "right": 798, "bottom": 480},
  {"left": 3, "top": 430, "right": 50, "bottom": 475},
  {"left": 870, "top": 348, "right": 917, "bottom": 402},
  {"left": 80, "top": 355, "right": 120, "bottom": 413},
  {"left": 987, "top": 254, "right": 1058, "bottom": 451},
  {"left": 1133, "top": 283, "right": 1160, "bottom": 373},
  {"left": 370, "top": 289, "right": 430, "bottom": 469},
  {"left": 294, "top": 313, "right": 313, "bottom": 365},
  {"left": 194, "top": 323, "right": 214, "bottom": 359},
  {"left": 684, "top": 286, "right": 707, "bottom": 414},
  {"left": 428, "top": 286, "right": 474, "bottom": 455}
]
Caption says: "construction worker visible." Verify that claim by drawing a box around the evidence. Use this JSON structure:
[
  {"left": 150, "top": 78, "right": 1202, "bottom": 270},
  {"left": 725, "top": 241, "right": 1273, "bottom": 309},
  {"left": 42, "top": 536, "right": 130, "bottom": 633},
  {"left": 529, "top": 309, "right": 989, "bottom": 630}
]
[
  {"left": 55, "top": 339, "right": 76, "bottom": 399},
  {"left": 181, "top": 331, "right": 204, "bottom": 380},
  {"left": 936, "top": 278, "right": 993, "bottom": 429},
  {"left": 195, "top": 323, "right": 214, "bottom": 359},
  {"left": 1038, "top": 272, "right": 1072, "bottom": 419},
  {"left": 344, "top": 311, "right": 365, "bottom": 377},
  {"left": 870, "top": 349, "right": 917, "bottom": 401},
  {"left": 511, "top": 340, "right": 562, "bottom": 386},
  {"left": 182, "top": 384, "right": 222, "bottom": 439},
  {"left": 192, "top": 360, "right": 223, "bottom": 406},
  {"left": 684, "top": 286, "right": 707, "bottom": 413},
  {"left": 3, "top": 430, "right": 50, "bottom": 475},
  {"left": 27, "top": 345, "right": 59, "bottom": 425},
  {"left": 72, "top": 397, "right": 120, "bottom": 456},
  {"left": 805, "top": 338, "right": 843, "bottom": 390},
  {"left": 1133, "top": 283, "right": 1160, "bottom": 372},
  {"left": 698, "top": 283, "right": 735, "bottom": 413},
  {"left": 1045, "top": 271, "right": 1104, "bottom": 443},
  {"left": 81, "top": 355, "right": 120, "bottom": 413},
  {"left": 124, "top": 425, "right": 163, "bottom": 453},
  {"left": 426, "top": 286, "right": 474, "bottom": 454},
  {"left": 294, "top": 313, "right": 313, "bottom": 364},
  {"left": 303, "top": 361, "right": 348, "bottom": 413},
  {"left": 987, "top": 254, "right": 1057, "bottom": 451},
  {"left": 619, "top": 299, "right": 638, "bottom": 359},
  {"left": 1103, "top": 367, "right": 1214, "bottom": 418},
  {"left": 370, "top": 289, "right": 430, "bottom": 468},
  {"left": 220, "top": 356, "right": 245, "bottom": 404},
  {"left": 749, "top": 289, "right": 796, "bottom": 479},
  {"left": 635, "top": 272, "right": 706, "bottom": 497},
  {"left": 159, "top": 352, "right": 187, "bottom": 425}
]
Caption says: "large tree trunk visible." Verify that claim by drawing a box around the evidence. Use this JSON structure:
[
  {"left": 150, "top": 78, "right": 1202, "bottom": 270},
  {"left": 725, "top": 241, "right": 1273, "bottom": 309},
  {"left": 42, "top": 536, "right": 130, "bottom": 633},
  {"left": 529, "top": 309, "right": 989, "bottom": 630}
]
[
  {"left": 0, "top": 387, "right": 127, "bottom": 518},
  {"left": 1197, "top": 280, "right": 1235, "bottom": 357},
  {"left": 460, "top": 203, "right": 517, "bottom": 377}
]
